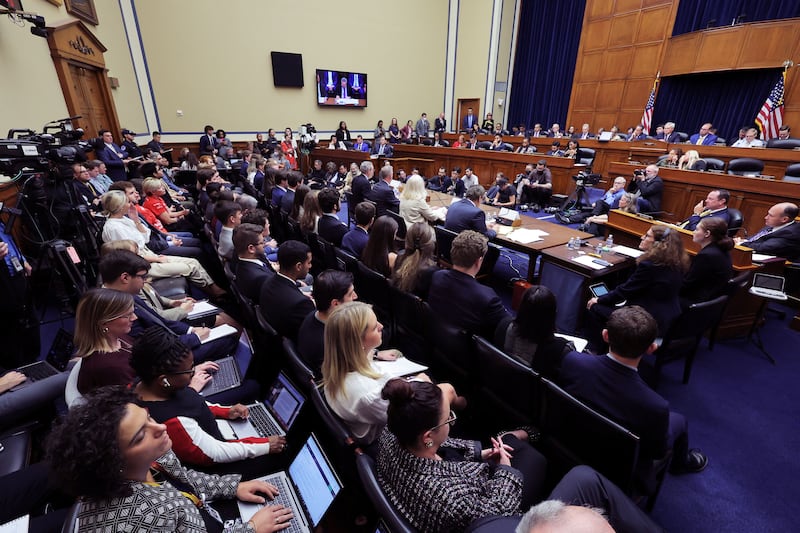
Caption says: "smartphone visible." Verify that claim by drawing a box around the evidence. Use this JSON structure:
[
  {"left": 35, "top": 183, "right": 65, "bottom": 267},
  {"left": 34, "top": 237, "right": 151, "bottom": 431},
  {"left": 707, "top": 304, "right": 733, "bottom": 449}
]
[{"left": 589, "top": 282, "right": 609, "bottom": 298}]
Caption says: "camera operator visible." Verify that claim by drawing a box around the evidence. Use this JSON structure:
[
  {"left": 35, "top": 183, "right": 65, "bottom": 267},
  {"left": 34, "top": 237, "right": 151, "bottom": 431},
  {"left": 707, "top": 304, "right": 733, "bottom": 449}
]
[
  {"left": 0, "top": 219, "right": 38, "bottom": 368},
  {"left": 628, "top": 164, "right": 663, "bottom": 214},
  {"left": 518, "top": 160, "right": 552, "bottom": 213}
]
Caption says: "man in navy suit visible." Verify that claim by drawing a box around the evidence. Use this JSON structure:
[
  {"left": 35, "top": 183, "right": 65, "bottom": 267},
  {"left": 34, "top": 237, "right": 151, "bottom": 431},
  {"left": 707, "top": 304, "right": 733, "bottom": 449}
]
[
  {"left": 445, "top": 185, "right": 497, "bottom": 238},
  {"left": 371, "top": 135, "right": 394, "bottom": 157},
  {"left": 342, "top": 201, "right": 374, "bottom": 257},
  {"left": 461, "top": 107, "right": 476, "bottom": 132},
  {"left": 199, "top": 124, "right": 219, "bottom": 156},
  {"left": 271, "top": 172, "right": 289, "bottom": 209},
  {"left": 259, "top": 240, "right": 315, "bottom": 341},
  {"left": 367, "top": 165, "right": 400, "bottom": 218},
  {"left": 317, "top": 188, "right": 348, "bottom": 247},
  {"left": 280, "top": 172, "right": 301, "bottom": 214},
  {"left": 428, "top": 230, "right": 509, "bottom": 339},
  {"left": 679, "top": 189, "right": 732, "bottom": 231},
  {"left": 96, "top": 129, "right": 130, "bottom": 182},
  {"left": 233, "top": 223, "right": 275, "bottom": 301},
  {"left": 100, "top": 251, "right": 239, "bottom": 363},
  {"left": 734, "top": 202, "right": 800, "bottom": 261},
  {"left": 351, "top": 160, "right": 374, "bottom": 208},
  {"left": 352, "top": 135, "right": 370, "bottom": 152},
  {"left": 627, "top": 125, "right": 647, "bottom": 141},
  {"left": 689, "top": 123, "right": 718, "bottom": 146},
  {"left": 662, "top": 122, "right": 681, "bottom": 143},
  {"left": 558, "top": 306, "right": 708, "bottom": 487}
]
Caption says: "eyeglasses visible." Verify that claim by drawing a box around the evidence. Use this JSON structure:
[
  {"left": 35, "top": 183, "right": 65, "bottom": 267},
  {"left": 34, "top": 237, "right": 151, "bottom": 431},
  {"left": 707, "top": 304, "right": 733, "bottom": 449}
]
[
  {"left": 168, "top": 368, "right": 195, "bottom": 377},
  {"left": 104, "top": 310, "right": 136, "bottom": 322},
  {"left": 429, "top": 410, "right": 457, "bottom": 432}
]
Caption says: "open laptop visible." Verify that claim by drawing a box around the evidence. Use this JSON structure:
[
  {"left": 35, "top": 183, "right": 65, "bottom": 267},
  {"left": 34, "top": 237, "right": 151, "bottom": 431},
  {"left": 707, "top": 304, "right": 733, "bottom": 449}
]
[
  {"left": 9, "top": 360, "right": 60, "bottom": 391},
  {"left": 198, "top": 356, "right": 241, "bottom": 397},
  {"left": 238, "top": 433, "right": 342, "bottom": 533},
  {"left": 749, "top": 273, "right": 788, "bottom": 300},
  {"left": 219, "top": 372, "right": 305, "bottom": 439}
]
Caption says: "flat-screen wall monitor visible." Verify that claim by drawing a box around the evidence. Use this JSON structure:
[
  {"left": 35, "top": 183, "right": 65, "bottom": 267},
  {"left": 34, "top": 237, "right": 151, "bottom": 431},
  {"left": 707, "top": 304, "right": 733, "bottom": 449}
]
[
  {"left": 316, "top": 69, "right": 367, "bottom": 108},
  {"left": 271, "top": 52, "right": 304, "bottom": 87}
]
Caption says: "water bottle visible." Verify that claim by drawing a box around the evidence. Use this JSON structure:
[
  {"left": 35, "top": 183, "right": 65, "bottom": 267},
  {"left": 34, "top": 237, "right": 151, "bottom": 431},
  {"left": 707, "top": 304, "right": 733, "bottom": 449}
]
[
  {"left": 606, "top": 234, "right": 614, "bottom": 249},
  {"left": 595, "top": 241, "right": 603, "bottom": 255},
  {"left": 568, "top": 237, "right": 576, "bottom": 249}
]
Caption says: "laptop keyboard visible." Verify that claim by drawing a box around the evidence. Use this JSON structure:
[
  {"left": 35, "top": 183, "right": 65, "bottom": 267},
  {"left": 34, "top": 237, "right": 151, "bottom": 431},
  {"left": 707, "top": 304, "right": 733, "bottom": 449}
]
[
  {"left": 263, "top": 475, "right": 303, "bottom": 533},
  {"left": 249, "top": 404, "right": 282, "bottom": 437},
  {"left": 200, "top": 358, "right": 239, "bottom": 396},
  {"left": 20, "top": 362, "right": 59, "bottom": 381}
]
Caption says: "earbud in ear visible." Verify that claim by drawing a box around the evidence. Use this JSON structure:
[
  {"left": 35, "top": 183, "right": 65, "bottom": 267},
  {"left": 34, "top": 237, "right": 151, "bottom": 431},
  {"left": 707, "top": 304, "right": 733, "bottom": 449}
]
[{"left": 162, "top": 378, "right": 170, "bottom": 388}]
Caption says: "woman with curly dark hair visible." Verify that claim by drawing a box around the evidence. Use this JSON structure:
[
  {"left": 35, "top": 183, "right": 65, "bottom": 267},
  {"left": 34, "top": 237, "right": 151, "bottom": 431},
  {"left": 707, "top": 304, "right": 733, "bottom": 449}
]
[
  {"left": 361, "top": 215, "right": 398, "bottom": 277},
  {"left": 47, "top": 386, "right": 295, "bottom": 532},
  {"left": 586, "top": 225, "right": 689, "bottom": 349},
  {"left": 131, "top": 327, "right": 283, "bottom": 471}
]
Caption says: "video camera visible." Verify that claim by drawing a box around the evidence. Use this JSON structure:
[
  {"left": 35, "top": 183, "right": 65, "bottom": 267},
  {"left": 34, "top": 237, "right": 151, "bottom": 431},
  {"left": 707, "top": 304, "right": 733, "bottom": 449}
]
[
  {"left": 1, "top": 116, "right": 88, "bottom": 178},
  {"left": 633, "top": 169, "right": 645, "bottom": 178},
  {"left": 571, "top": 170, "right": 601, "bottom": 187}
]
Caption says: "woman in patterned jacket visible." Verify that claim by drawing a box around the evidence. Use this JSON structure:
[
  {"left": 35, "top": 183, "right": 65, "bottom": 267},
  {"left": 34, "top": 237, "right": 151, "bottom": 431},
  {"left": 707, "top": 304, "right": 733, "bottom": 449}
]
[{"left": 47, "top": 386, "right": 294, "bottom": 533}]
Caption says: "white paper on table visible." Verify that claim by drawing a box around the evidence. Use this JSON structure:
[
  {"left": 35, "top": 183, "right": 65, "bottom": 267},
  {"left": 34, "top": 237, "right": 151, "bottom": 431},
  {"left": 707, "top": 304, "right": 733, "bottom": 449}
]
[
  {"left": 374, "top": 357, "right": 429, "bottom": 378},
  {"left": 0, "top": 515, "right": 29, "bottom": 532},
  {"left": 495, "top": 225, "right": 514, "bottom": 236},
  {"left": 200, "top": 324, "right": 238, "bottom": 344},
  {"left": 555, "top": 333, "right": 589, "bottom": 353},
  {"left": 186, "top": 300, "right": 219, "bottom": 319},
  {"left": 506, "top": 228, "right": 547, "bottom": 244},
  {"left": 572, "top": 254, "right": 607, "bottom": 270},
  {"left": 611, "top": 245, "right": 644, "bottom": 258},
  {"left": 752, "top": 253, "right": 776, "bottom": 262}
]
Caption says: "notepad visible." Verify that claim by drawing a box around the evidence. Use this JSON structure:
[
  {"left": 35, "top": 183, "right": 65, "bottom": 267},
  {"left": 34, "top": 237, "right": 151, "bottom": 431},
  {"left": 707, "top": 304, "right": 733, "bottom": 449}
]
[
  {"left": 186, "top": 300, "right": 220, "bottom": 320},
  {"left": 200, "top": 324, "right": 238, "bottom": 344},
  {"left": 611, "top": 245, "right": 643, "bottom": 258},
  {"left": 572, "top": 255, "right": 606, "bottom": 270},
  {"left": 0, "top": 515, "right": 29, "bottom": 532},
  {"left": 374, "top": 357, "right": 428, "bottom": 378}
]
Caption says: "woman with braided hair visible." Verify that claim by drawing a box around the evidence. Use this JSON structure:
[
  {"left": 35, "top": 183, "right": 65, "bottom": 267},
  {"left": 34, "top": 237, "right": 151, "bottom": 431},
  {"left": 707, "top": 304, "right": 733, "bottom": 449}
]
[
  {"left": 391, "top": 222, "right": 439, "bottom": 299},
  {"left": 131, "top": 326, "right": 285, "bottom": 473}
]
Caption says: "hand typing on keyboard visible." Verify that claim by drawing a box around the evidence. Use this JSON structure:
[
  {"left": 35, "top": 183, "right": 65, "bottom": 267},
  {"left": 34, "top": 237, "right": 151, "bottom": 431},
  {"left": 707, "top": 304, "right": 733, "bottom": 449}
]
[
  {"left": 268, "top": 435, "right": 287, "bottom": 454},
  {"left": 228, "top": 403, "right": 250, "bottom": 420},
  {"left": 0, "top": 371, "right": 27, "bottom": 394}
]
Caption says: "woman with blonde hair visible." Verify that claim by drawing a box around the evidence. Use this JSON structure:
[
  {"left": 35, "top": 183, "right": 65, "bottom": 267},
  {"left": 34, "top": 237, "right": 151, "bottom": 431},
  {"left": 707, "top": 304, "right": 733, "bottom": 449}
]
[
  {"left": 391, "top": 223, "right": 439, "bottom": 299},
  {"left": 101, "top": 190, "right": 227, "bottom": 299},
  {"left": 74, "top": 288, "right": 138, "bottom": 394},
  {"left": 399, "top": 175, "right": 446, "bottom": 227},
  {"left": 678, "top": 149, "right": 701, "bottom": 170},
  {"left": 322, "top": 301, "right": 463, "bottom": 445}
]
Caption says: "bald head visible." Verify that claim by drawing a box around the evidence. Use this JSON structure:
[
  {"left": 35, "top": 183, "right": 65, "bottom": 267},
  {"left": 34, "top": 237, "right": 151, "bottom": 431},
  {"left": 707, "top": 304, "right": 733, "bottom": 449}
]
[
  {"left": 516, "top": 501, "right": 615, "bottom": 533},
  {"left": 765, "top": 202, "right": 799, "bottom": 228}
]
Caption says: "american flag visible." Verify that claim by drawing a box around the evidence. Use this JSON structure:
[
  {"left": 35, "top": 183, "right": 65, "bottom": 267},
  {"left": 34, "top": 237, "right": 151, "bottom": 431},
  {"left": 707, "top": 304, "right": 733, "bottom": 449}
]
[
  {"left": 640, "top": 77, "right": 658, "bottom": 135},
  {"left": 755, "top": 72, "right": 786, "bottom": 140}
]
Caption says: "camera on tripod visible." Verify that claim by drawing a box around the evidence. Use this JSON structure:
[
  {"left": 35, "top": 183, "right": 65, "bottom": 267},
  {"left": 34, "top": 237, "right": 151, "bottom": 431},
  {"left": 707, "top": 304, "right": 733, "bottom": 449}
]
[
  {"left": 572, "top": 170, "right": 601, "bottom": 187},
  {"left": 1, "top": 116, "right": 87, "bottom": 178}
]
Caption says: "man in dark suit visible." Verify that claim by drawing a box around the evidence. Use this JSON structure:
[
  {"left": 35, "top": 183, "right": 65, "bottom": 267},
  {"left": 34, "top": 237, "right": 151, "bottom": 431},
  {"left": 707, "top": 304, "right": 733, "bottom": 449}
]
[
  {"left": 233, "top": 223, "right": 275, "bottom": 301},
  {"left": 428, "top": 230, "right": 509, "bottom": 339},
  {"left": 445, "top": 185, "right": 497, "bottom": 238},
  {"left": 573, "top": 123, "right": 595, "bottom": 140},
  {"left": 434, "top": 112, "right": 447, "bottom": 134},
  {"left": 662, "top": 122, "right": 681, "bottom": 143},
  {"left": 259, "top": 240, "right": 315, "bottom": 341},
  {"left": 100, "top": 251, "right": 238, "bottom": 363},
  {"left": 342, "top": 201, "right": 374, "bottom": 257},
  {"left": 367, "top": 165, "right": 400, "bottom": 218},
  {"left": 461, "top": 107, "right": 476, "bottom": 132},
  {"left": 280, "top": 172, "right": 301, "bottom": 214},
  {"left": 96, "top": 129, "right": 130, "bottom": 182},
  {"left": 558, "top": 306, "right": 708, "bottom": 487},
  {"left": 734, "top": 202, "right": 800, "bottom": 261},
  {"left": 271, "top": 171, "right": 289, "bottom": 209},
  {"left": 199, "top": 125, "right": 219, "bottom": 156},
  {"left": 317, "top": 188, "right": 348, "bottom": 247},
  {"left": 336, "top": 76, "right": 353, "bottom": 99},
  {"left": 351, "top": 161, "right": 374, "bottom": 208},
  {"left": 371, "top": 135, "right": 394, "bottom": 157},
  {"left": 688, "top": 123, "right": 718, "bottom": 146},
  {"left": 0, "top": 220, "right": 37, "bottom": 368},
  {"left": 352, "top": 135, "right": 370, "bottom": 152},
  {"left": 679, "top": 189, "right": 732, "bottom": 231}
]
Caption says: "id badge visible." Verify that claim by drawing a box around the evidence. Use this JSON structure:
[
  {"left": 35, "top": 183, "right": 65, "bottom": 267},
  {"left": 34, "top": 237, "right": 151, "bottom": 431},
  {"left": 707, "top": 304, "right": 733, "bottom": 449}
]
[{"left": 10, "top": 256, "right": 23, "bottom": 273}]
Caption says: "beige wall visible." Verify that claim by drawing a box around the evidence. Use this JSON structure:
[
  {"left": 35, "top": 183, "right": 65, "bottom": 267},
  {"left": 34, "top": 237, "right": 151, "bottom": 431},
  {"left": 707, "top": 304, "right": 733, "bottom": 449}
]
[
  {"left": 133, "top": 0, "right": 449, "bottom": 139},
  {"left": 452, "top": 0, "right": 493, "bottom": 119},
  {"left": 492, "top": 0, "right": 517, "bottom": 123}
]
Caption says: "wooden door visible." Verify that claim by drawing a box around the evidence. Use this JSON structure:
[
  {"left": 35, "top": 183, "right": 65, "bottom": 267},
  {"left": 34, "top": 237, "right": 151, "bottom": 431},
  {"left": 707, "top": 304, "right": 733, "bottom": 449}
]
[
  {"left": 68, "top": 63, "right": 110, "bottom": 138},
  {"left": 457, "top": 98, "right": 481, "bottom": 133}
]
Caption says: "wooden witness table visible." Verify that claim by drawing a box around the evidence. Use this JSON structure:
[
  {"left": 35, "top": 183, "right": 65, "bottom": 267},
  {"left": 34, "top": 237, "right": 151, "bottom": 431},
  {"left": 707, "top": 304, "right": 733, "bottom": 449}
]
[{"left": 427, "top": 191, "right": 592, "bottom": 281}]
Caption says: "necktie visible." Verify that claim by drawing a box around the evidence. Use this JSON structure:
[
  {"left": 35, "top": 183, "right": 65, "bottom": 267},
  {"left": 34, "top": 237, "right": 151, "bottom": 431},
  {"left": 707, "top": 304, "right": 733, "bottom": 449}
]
[
  {"left": 696, "top": 136, "right": 704, "bottom": 145},
  {"left": 747, "top": 226, "right": 773, "bottom": 242}
]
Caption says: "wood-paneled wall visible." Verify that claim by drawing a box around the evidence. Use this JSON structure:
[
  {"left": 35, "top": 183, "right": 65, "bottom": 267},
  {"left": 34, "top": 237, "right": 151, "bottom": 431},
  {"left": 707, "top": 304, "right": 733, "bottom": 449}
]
[
  {"left": 567, "top": 0, "right": 680, "bottom": 132},
  {"left": 567, "top": 3, "right": 800, "bottom": 133}
]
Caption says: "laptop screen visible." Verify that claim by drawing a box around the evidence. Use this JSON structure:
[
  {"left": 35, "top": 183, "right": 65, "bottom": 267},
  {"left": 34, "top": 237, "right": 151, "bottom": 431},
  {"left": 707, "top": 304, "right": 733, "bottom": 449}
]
[
  {"left": 753, "top": 273, "right": 784, "bottom": 291},
  {"left": 266, "top": 372, "right": 305, "bottom": 430},
  {"left": 289, "top": 435, "right": 342, "bottom": 527}
]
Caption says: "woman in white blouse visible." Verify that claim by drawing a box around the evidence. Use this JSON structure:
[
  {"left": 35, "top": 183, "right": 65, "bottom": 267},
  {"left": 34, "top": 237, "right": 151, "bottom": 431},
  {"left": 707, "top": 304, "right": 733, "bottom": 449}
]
[{"left": 399, "top": 175, "right": 446, "bottom": 227}]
